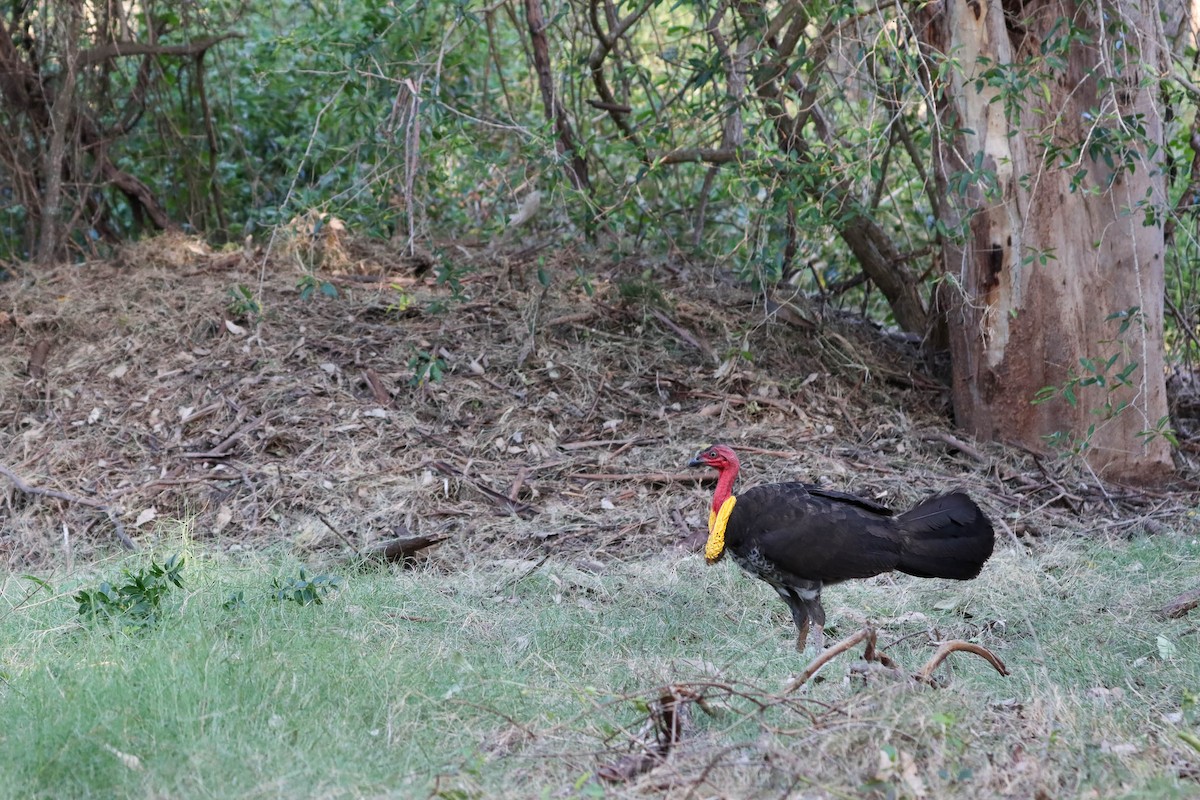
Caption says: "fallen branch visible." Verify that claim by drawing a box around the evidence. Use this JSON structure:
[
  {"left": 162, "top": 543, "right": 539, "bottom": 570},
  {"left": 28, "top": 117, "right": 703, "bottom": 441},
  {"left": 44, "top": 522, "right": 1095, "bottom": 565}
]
[
  {"left": 430, "top": 460, "right": 539, "bottom": 517},
  {"left": 690, "top": 390, "right": 808, "bottom": 417},
  {"left": 569, "top": 471, "right": 708, "bottom": 484},
  {"left": 180, "top": 411, "right": 276, "bottom": 459},
  {"left": 558, "top": 436, "right": 659, "bottom": 451},
  {"left": 0, "top": 464, "right": 136, "bottom": 550},
  {"left": 365, "top": 533, "right": 449, "bottom": 564},
  {"left": 545, "top": 310, "right": 598, "bottom": 327},
  {"left": 649, "top": 308, "right": 713, "bottom": 359},
  {"left": 1156, "top": 586, "right": 1200, "bottom": 620},
  {"left": 0, "top": 464, "right": 107, "bottom": 509},
  {"left": 785, "top": 626, "right": 1008, "bottom": 693},
  {"left": 109, "top": 472, "right": 241, "bottom": 499},
  {"left": 915, "top": 640, "right": 1010, "bottom": 684},
  {"left": 595, "top": 685, "right": 699, "bottom": 784},
  {"left": 921, "top": 430, "right": 987, "bottom": 463},
  {"left": 786, "top": 626, "right": 877, "bottom": 693}
]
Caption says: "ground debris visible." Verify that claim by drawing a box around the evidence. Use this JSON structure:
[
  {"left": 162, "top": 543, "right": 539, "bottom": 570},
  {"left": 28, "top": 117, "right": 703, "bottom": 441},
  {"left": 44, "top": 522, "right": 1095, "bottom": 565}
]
[
  {"left": 1156, "top": 586, "right": 1200, "bottom": 620},
  {"left": 2, "top": 237, "right": 1191, "bottom": 567},
  {"left": 595, "top": 685, "right": 703, "bottom": 784},
  {"left": 786, "top": 625, "right": 1008, "bottom": 693}
]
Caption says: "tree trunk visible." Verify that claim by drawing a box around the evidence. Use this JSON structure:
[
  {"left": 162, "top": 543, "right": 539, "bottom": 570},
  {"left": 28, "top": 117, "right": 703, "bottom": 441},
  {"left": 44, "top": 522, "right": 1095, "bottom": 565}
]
[
  {"left": 916, "top": 0, "right": 1173, "bottom": 482},
  {"left": 523, "top": 0, "right": 590, "bottom": 192},
  {"left": 36, "top": 1, "right": 82, "bottom": 265}
]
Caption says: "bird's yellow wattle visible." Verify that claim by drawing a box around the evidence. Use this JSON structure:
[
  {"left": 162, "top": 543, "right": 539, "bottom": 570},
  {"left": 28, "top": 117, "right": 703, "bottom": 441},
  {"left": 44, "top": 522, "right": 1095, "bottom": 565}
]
[{"left": 705, "top": 495, "right": 737, "bottom": 564}]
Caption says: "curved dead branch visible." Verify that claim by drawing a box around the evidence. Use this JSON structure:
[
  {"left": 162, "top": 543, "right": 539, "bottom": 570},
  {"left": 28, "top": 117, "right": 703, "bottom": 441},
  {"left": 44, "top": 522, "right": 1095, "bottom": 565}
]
[
  {"left": 785, "top": 626, "right": 1009, "bottom": 694},
  {"left": 916, "top": 640, "right": 1011, "bottom": 684}
]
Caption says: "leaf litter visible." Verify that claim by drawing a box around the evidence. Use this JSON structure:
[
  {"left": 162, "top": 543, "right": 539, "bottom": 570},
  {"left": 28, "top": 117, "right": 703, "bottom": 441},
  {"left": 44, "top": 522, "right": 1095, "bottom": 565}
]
[{"left": 0, "top": 232, "right": 1193, "bottom": 570}]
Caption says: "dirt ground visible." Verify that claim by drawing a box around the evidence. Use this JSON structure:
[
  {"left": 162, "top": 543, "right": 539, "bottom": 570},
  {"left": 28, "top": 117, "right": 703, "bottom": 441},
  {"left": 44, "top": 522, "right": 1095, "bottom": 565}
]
[{"left": 1, "top": 232, "right": 1196, "bottom": 569}]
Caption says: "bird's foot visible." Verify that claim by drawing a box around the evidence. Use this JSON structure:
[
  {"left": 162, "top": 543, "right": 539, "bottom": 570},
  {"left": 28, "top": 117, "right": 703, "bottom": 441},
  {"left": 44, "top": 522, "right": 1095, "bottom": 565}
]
[{"left": 795, "top": 626, "right": 826, "bottom": 655}]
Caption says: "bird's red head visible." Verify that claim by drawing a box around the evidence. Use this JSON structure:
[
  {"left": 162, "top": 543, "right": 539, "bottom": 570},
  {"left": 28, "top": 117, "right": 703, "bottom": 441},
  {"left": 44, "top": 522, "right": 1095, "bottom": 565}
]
[
  {"left": 688, "top": 444, "right": 740, "bottom": 472},
  {"left": 688, "top": 444, "right": 741, "bottom": 513}
]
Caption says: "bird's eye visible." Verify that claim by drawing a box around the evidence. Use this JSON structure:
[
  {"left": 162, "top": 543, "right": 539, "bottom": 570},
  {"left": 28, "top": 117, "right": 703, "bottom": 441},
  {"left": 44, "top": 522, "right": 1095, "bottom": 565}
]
[{"left": 707, "top": 450, "right": 717, "bottom": 458}]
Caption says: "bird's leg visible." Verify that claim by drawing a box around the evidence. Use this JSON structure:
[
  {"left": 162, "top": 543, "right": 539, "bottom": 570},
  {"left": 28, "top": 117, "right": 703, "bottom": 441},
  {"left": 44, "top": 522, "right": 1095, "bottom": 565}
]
[
  {"left": 804, "top": 597, "right": 826, "bottom": 651},
  {"left": 794, "top": 616, "right": 811, "bottom": 653},
  {"left": 779, "top": 587, "right": 817, "bottom": 653}
]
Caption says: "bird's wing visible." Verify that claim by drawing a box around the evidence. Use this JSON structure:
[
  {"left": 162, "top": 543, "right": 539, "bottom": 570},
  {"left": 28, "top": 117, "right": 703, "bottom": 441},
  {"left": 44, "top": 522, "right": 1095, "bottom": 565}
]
[
  {"left": 798, "top": 484, "right": 895, "bottom": 516},
  {"left": 730, "top": 483, "right": 902, "bottom": 581}
]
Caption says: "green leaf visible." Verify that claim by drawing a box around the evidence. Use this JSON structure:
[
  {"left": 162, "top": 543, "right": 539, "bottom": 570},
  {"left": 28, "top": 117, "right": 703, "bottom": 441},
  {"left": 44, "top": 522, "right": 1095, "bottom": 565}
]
[
  {"left": 1157, "top": 635, "right": 1177, "bottom": 661},
  {"left": 1032, "top": 386, "right": 1058, "bottom": 404}
]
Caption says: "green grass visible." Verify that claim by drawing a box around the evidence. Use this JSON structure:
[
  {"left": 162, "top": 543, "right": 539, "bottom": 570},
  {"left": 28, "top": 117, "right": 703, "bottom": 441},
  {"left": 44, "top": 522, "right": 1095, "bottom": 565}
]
[{"left": 2, "top": 526, "right": 1200, "bottom": 798}]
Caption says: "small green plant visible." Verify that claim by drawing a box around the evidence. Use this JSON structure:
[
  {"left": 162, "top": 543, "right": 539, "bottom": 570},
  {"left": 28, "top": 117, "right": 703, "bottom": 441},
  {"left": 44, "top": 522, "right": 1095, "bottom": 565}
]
[
  {"left": 75, "top": 555, "right": 185, "bottom": 628},
  {"left": 408, "top": 349, "right": 446, "bottom": 387},
  {"left": 1137, "top": 415, "right": 1180, "bottom": 448},
  {"left": 1032, "top": 307, "right": 1162, "bottom": 455},
  {"left": 573, "top": 265, "right": 595, "bottom": 297},
  {"left": 616, "top": 270, "right": 666, "bottom": 308},
  {"left": 271, "top": 568, "right": 342, "bottom": 605},
  {"left": 222, "top": 590, "right": 247, "bottom": 611},
  {"left": 227, "top": 285, "right": 262, "bottom": 318},
  {"left": 297, "top": 274, "right": 339, "bottom": 301},
  {"left": 386, "top": 283, "right": 414, "bottom": 314},
  {"left": 433, "top": 253, "right": 468, "bottom": 304}
]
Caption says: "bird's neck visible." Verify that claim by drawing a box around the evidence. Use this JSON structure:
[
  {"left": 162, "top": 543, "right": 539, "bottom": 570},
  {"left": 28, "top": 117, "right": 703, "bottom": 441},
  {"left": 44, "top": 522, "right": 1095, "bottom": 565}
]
[{"left": 712, "top": 465, "right": 738, "bottom": 513}]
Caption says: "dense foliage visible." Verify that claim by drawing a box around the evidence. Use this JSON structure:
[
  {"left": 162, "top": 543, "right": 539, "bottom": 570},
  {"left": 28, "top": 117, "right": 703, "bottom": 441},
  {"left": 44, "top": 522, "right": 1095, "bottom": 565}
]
[{"left": 0, "top": 0, "right": 1196, "bottom": 359}]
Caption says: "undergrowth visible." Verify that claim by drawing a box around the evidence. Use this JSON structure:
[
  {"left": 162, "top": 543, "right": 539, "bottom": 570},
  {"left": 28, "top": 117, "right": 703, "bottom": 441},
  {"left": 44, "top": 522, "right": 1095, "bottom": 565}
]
[{"left": 2, "top": 527, "right": 1200, "bottom": 798}]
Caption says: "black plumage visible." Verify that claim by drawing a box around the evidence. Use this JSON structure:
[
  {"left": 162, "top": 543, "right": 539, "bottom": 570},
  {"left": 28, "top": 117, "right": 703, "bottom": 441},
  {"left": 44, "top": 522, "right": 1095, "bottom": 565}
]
[{"left": 689, "top": 444, "right": 995, "bottom": 650}]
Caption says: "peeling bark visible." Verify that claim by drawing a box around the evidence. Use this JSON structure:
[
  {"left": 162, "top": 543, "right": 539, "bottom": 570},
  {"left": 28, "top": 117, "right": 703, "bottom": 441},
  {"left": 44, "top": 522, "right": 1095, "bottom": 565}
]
[{"left": 916, "top": 0, "right": 1173, "bottom": 482}]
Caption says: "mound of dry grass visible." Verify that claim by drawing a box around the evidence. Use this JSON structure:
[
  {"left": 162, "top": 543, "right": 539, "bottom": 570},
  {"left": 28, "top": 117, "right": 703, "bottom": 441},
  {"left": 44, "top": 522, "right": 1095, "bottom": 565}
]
[{"left": 0, "top": 234, "right": 1192, "bottom": 568}]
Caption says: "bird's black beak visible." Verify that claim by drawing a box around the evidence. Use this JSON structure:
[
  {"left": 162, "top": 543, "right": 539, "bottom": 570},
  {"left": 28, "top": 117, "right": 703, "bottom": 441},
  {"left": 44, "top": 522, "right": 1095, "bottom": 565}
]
[{"left": 687, "top": 455, "right": 705, "bottom": 468}]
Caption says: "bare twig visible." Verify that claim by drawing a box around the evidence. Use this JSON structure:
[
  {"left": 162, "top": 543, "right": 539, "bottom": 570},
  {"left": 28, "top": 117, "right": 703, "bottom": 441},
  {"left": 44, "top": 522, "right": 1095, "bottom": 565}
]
[
  {"left": 785, "top": 626, "right": 1009, "bottom": 693},
  {"left": 0, "top": 464, "right": 136, "bottom": 550},
  {"left": 431, "top": 461, "right": 539, "bottom": 517},
  {"left": 180, "top": 411, "right": 276, "bottom": 459},
  {"left": 596, "top": 685, "right": 698, "bottom": 783},
  {"left": 649, "top": 309, "right": 713, "bottom": 359},
  {"left": 785, "top": 626, "right": 877, "bottom": 693},
  {"left": 921, "top": 430, "right": 987, "bottom": 463},
  {"left": 1165, "top": 294, "right": 1200, "bottom": 354},
  {"left": 1, "top": 464, "right": 108, "bottom": 509},
  {"left": 1156, "top": 586, "right": 1200, "bottom": 620},
  {"left": 315, "top": 509, "right": 358, "bottom": 554},
  {"left": 915, "top": 640, "right": 1010, "bottom": 684},
  {"left": 559, "top": 436, "right": 659, "bottom": 451},
  {"left": 570, "top": 471, "right": 708, "bottom": 483}
]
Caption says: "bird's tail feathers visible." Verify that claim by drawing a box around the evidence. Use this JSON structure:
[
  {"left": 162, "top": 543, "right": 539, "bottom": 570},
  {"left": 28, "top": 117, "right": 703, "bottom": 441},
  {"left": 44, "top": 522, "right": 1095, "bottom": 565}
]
[{"left": 896, "top": 493, "right": 994, "bottom": 580}]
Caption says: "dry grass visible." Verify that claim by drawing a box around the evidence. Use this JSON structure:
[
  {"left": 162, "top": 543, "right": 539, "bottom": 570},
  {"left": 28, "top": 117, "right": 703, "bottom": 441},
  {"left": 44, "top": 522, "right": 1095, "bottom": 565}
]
[
  {"left": 5, "top": 531, "right": 1200, "bottom": 799},
  {"left": 0, "top": 233, "right": 1194, "bottom": 572}
]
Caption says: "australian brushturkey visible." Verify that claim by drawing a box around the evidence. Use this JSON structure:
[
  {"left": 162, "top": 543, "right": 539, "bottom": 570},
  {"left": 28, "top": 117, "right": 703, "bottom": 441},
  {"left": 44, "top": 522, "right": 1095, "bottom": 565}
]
[{"left": 688, "top": 444, "right": 995, "bottom": 650}]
